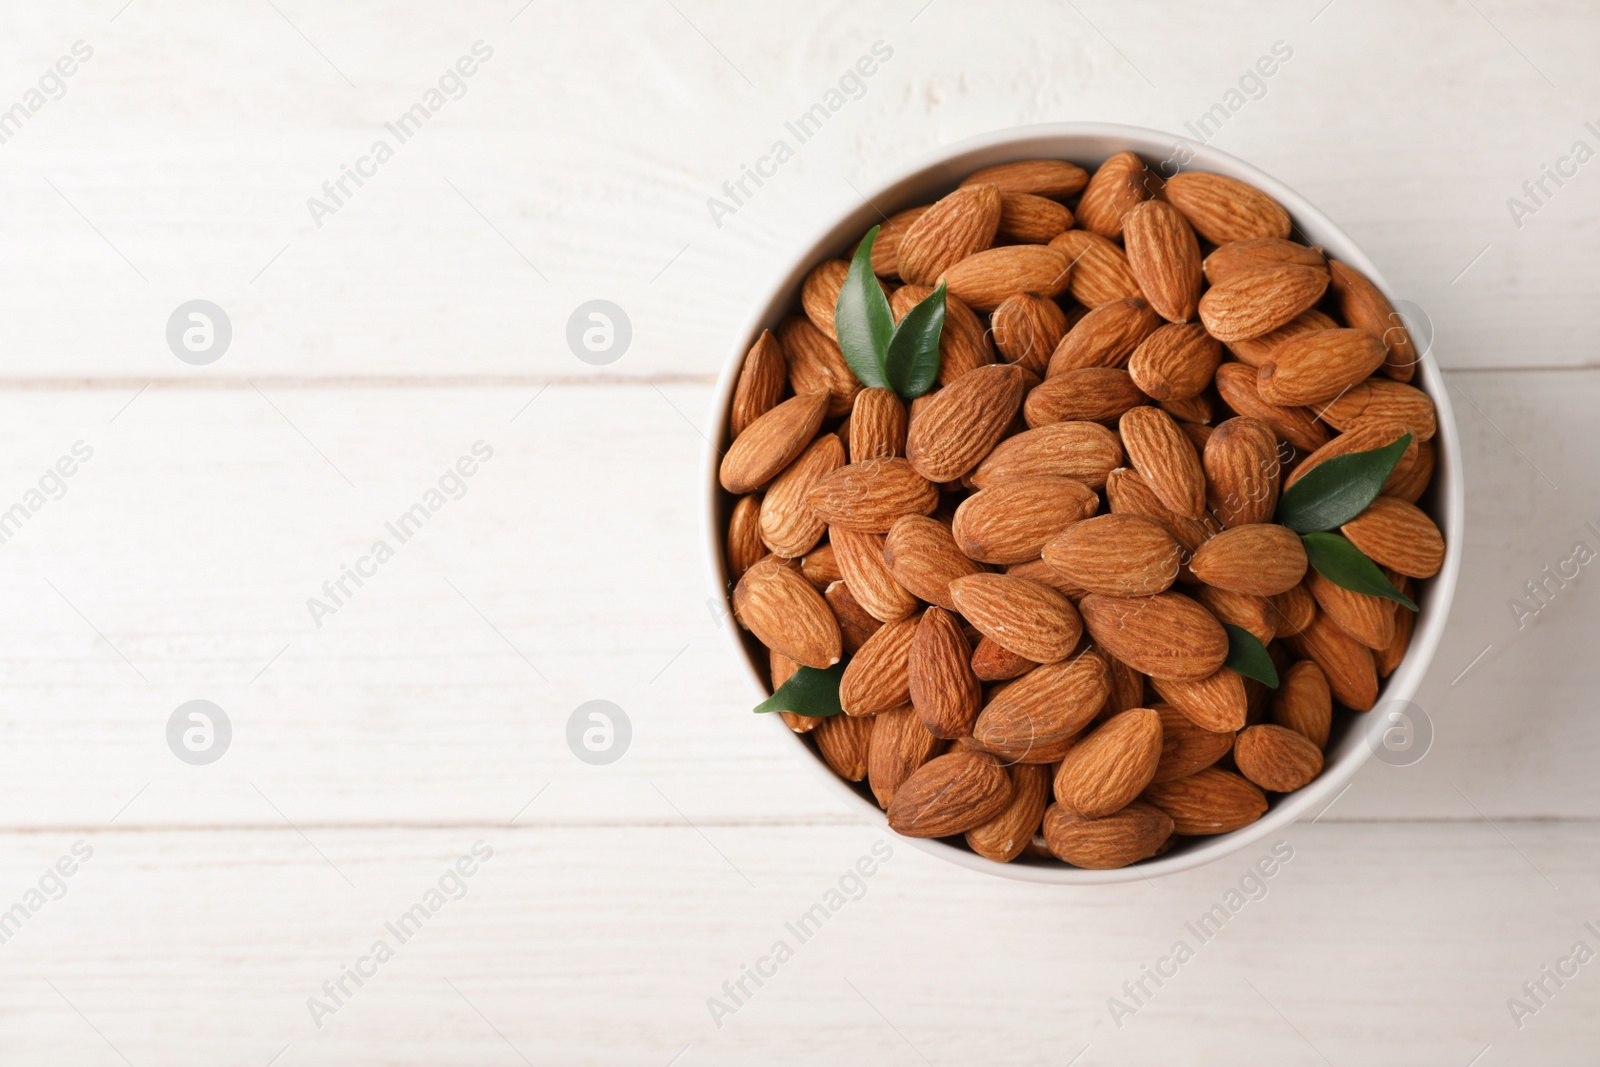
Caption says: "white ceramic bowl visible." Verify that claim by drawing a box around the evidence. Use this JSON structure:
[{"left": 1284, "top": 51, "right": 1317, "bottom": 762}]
[{"left": 704, "top": 122, "right": 1463, "bottom": 883}]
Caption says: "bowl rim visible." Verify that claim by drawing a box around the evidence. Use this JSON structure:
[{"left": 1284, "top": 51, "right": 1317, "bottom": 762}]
[{"left": 702, "top": 121, "right": 1464, "bottom": 884}]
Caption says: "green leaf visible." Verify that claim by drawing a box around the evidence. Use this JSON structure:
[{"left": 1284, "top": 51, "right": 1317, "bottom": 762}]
[
  {"left": 1301, "top": 532, "right": 1419, "bottom": 610},
  {"left": 832, "top": 226, "right": 893, "bottom": 390},
  {"left": 753, "top": 663, "right": 846, "bottom": 717},
  {"left": 883, "top": 282, "right": 946, "bottom": 399},
  {"left": 1222, "top": 624, "right": 1279, "bottom": 689},
  {"left": 1276, "top": 433, "right": 1413, "bottom": 532}
]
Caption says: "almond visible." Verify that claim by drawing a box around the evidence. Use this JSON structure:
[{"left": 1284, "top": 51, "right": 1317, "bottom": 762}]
[
  {"left": 953, "top": 476, "right": 1099, "bottom": 564},
  {"left": 1127, "top": 323, "right": 1222, "bottom": 400},
  {"left": 908, "top": 607, "right": 982, "bottom": 738},
  {"left": 1123, "top": 199, "right": 1203, "bottom": 322},
  {"left": 1076, "top": 151, "right": 1151, "bottom": 238},
  {"left": 1258, "top": 328, "right": 1387, "bottom": 407},
  {"left": 961, "top": 159, "right": 1089, "bottom": 198},
  {"left": 769, "top": 650, "right": 818, "bottom": 734},
  {"left": 1318, "top": 379, "right": 1437, "bottom": 441},
  {"left": 1024, "top": 368, "right": 1147, "bottom": 427},
  {"left": 1203, "top": 416, "right": 1281, "bottom": 527},
  {"left": 998, "top": 192, "right": 1074, "bottom": 243},
  {"left": 839, "top": 614, "right": 921, "bottom": 716},
  {"left": 1104, "top": 653, "right": 1146, "bottom": 715},
  {"left": 824, "top": 579, "right": 881, "bottom": 655},
  {"left": 1042, "top": 514, "right": 1180, "bottom": 597},
  {"left": 829, "top": 527, "right": 919, "bottom": 623},
  {"left": 1234, "top": 724, "right": 1324, "bottom": 792},
  {"left": 800, "top": 541, "right": 841, "bottom": 589},
  {"left": 1377, "top": 575, "right": 1415, "bottom": 677},
  {"left": 1142, "top": 768, "right": 1268, "bottom": 835},
  {"left": 1164, "top": 172, "right": 1291, "bottom": 244},
  {"left": 1150, "top": 668, "right": 1247, "bottom": 733},
  {"left": 808, "top": 458, "right": 939, "bottom": 533},
  {"left": 758, "top": 434, "right": 846, "bottom": 558},
  {"left": 814, "top": 713, "right": 873, "bottom": 781},
  {"left": 1042, "top": 800, "right": 1173, "bottom": 868},
  {"left": 869, "top": 205, "right": 931, "bottom": 278},
  {"left": 972, "top": 635, "right": 1035, "bottom": 681},
  {"left": 1078, "top": 591, "right": 1228, "bottom": 681},
  {"left": 950, "top": 573, "right": 1083, "bottom": 664},
  {"left": 733, "top": 555, "right": 842, "bottom": 668},
  {"left": 727, "top": 494, "right": 765, "bottom": 579},
  {"left": 1203, "top": 237, "right": 1327, "bottom": 286},
  {"left": 972, "top": 652, "right": 1110, "bottom": 762},
  {"left": 886, "top": 748, "right": 1013, "bottom": 837},
  {"left": 905, "top": 364, "right": 1026, "bottom": 481},
  {"left": 1384, "top": 437, "right": 1434, "bottom": 504},
  {"left": 800, "top": 258, "right": 851, "bottom": 337},
  {"left": 1340, "top": 497, "right": 1444, "bottom": 579},
  {"left": 1329, "top": 259, "right": 1417, "bottom": 383},
  {"left": 1271, "top": 660, "right": 1331, "bottom": 747},
  {"left": 868, "top": 706, "right": 943, "bottom": 808},
  {"left": 991, "top": 293, "right": 1070, "bottom": 374},
  {"left": 1213, "top": 362, "right": 1330, "bottom": 454},
  {"left": 1189, "top": 523, "right": 1308, "bottom": 596},
  {"left": 730, "top": 329, "right": 787, "bottom": 436},
  {"left": 881, "top": 514, "right": 983, "bottom": 610},
  {"left": 966, "top": 763, "right": 1051, "bottom": 862},
  {"left": 1104, "top": 468, "right": 1212, "bottom": 555},
  {"left": 1049, "top": 230, "right": 1142, "bottom": 308},
  {"left": 1286, "top": 610, "right": 1378, "bottom": 710},
  {"left": 1306, "top": 568, "right": 1396, "bottom": 651},
  {"left": 779, "top": 317, "right": 861, "bottom": 418},
  {"left": 1197, "top": 265, "right": 1330, "bottom": 342},
  {"left": 1194, "top": 585, "right": 1276, "bottom": 648},
  {"left": 1225, "top": 308, "right": 1338, "bottom": 368},
  {"left": 1052, "top": 707, "right": 1163, "bottom": 818},
  {"left": 1046, "top": 297, "right": 1163, "bottom": 376},
  {"left": 897, "top": 184, "right": 1002, "bottom": 286},
  {"left": 1007, "top": 557, "right": 1087, "bottom": 599},
  {"left": 1270, "top": 582, "right": 1316, "bottom": 639},
  {"left": 1283, "top": 420, "right": 1415, "bottom": 490},
  {"left": 719, "top": 391, "right": 828, "bottom": 494},
  {"left": 1119, "top": 406, "right": 1207, "bottom": 520},
  {"left": 940, "top": 245, "right": 1071, "bottom": 312},
  {"left": 1152, "top": 704, "right": 1235, "bottom": 783},
  {"left": 891, "top": 285, "right": 995, "bottom": 385},
  {"left": 969, "top": 421, "right": 1120, "bottom": 491},
  {"left": 848, "top": 388, "right": 908, "bottom": 461}
]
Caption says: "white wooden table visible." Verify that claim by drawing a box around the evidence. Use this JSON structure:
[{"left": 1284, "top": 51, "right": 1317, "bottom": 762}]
[{"left": 0, "top": 1, "right": 1595, "bottom": 1062}]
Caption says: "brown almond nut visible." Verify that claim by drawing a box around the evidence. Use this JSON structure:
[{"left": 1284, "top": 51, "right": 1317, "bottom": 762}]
[
  {"left": 800, "top": 259, "right": 851, "bottom": 338},
  {"left": 1006, "top": 558, "right": 1089, "bottom": 600},
  {"left": 1203, "top": 416, "right": 1282, "bottom": 527},
  {"left": 940, "top": 245, "right": 1071, "bottom": 312},
  {"left": 808, "top": 458, "right": 939, "bottom": 533},
  {"left": 839, "top": 614, "right": 921, "bottom": 716},
  {"left": 949, "top": 573, "right": 1083, "bottom": 664},
  {"left": 897, "top": 184, "right": 1003, "bottom": 286},
  {"left": 1283, "top": 420, "right": 1416, "bottom": 490},
  {"left": 1306, "top": 569, "right": 1396, "bottom": 651},
  {"left": 1286, "top": 611, "right": 1378, "bottom": 710},
  {"left": 727, "top": 494, "right": 766, "bottom": 580},
  {"left": 1271, "top": 660, "right": 1332, "bottom": 747},
  {"left": 971, "top": 421, "right": 1122, "bottom": 490},
  {"left": 1385, "top": 438, "right": 1434, "bottom": 504},
  {"left": 1377, "top": 576, "right": 1415, "bottom": 677},
  {"left": 1340, "top": 497, "right": 1445, "bottom": 578},
  {"left": 966, "top": 764, "right": 1052, "bottom": 862},
  {"left": 1194, "top": 585, "right": 1276, "bottom": 648},
  {"left": 848, "top": 388, "right": 908, "bottom": 461},
  {"left": 961, "top": 159, "right": 1089, "bottom": 199},
  {"left": 1123, "top": 199, "right": 1203, "bottom": 322},
  {"left": 1190, "top": 523, "right": 1308, "bottom": 596},
  {"left": 1142, "top": 768, "right": 1268, "bottom": 835},
  {"left": 1203, "top": 237, "right": 1327, "bottom": 286},
  {"left": 800, "top": 542, "right": 841, "bottom": 589},
  {"left": 814, "top": 713, "right": 873, "bottom": 782},
  {"left": 1234, "top": 724, "right": 1324, "bottom": 792},
  {"left": 1052, "top": 707, "right": 1163, "bottom": 818},
  {"left": 1213, "top": 362, "right": 1330, "bottom": 455},
  {"left": 1269, "top": 582, "right": 1317, "bottom": 639},
  {"left": 971, "top": 635, "right": 1036, "bottom": 681},
  {"left": 1164, "top": 172, "right": 1292, "bottom": 244},
  {"left": 1150, "top": 668, "right": 1247, "bottom": 733},
  {"left": 733, "top": 555, "right": 842, "bottom": 668},
  {"left": 998, "top": 192, "right": 1074, "bottom": 243},
  {"left": 1179, "top": 421, "right": 1214, "bottom": 453},
  {"left": 758, "top": 434, "right": 846, "bottom": 558},
  {"left": 1319, "top": 379, "right": 1437, "bottom": 441},
  {"left": 1046, "top": 297, "right": 1163, "bottom": 376},
  {"left": 1104, "top": 654, "right": 1147, "bottom": 715},
  {"left": 868, "top": 706, "right": 943, "bottom": 808},
  {"left": 1258, "top": 328, "right": 1388, "bottom": 407},
  {"left": 1024, "top": 368, "right": 1147, "bottom": 428},
  {"left": 991, "top": 293, "right": 1070, "bottom": 374},
  {"left": 730, "top": 329, "right": 787, "bottom": 436},
  {"left": 769, "top": 651, "right": 818, "bottom": 734},
  {"left": 905, "top": 364, "right": 1026, "bottom": 482},
  {"left": 1119, "top": 406, "right": 1207, "bottom": 520},
  {"left": 1225, "top": 309, "right": 1338, "bottom": 368},
  {"left": 778, "top": 317, "right": 861, "bottom": 418},
  {"left": 938, "top": 291, "right": 998, "bottom": 384},
  {"left": 1043, "top": 800, "right": 1173, "bottom": 869},
  {"left": 1076, "top": 151, "right": 1151, "bottom": 238},
  {"left": 1329, "top": 259, "right": 1418, "bottom": 383},
  {"left": 1127, "top": 323, "right": 1223, "bottom": 401},
  {"left": 1042, "top": 514, "right": 1180, "bottom": 597},
  {"left": 824, "top": 580, "right": 881, "bottom": 655},
  {"left": 719, "top": 391, "right": 828, "bottom": 495},
  {"left": 1152, "top": 704, "right": 1235, "bottom": 783},
  {"left": 869, "top": 205, "right": 931, "bottom": 277},
  {"left": 953, "top": 476, "right": 1099, "bottom": 565},
  {"left": 1104, "top": 468, "right": 1212, "bottom": 555},
  {"left": 1048, "top": 230, "right": 1143, "bottom": 307},
  {"left": 1197, "top": 265, "right": 1330, "bottom": 343},
  {"left": 829, "top": 527, "right": 919, "bottom": 624},
  {"left": 1078, "top": 591, "right": 1228, "bottom": 682},
  {"left": 972, "top": 652, "right": 1110, "bottom": 762},
  {"left": 883, "top": 514, "right": 984, "bottom": 610},
  {"left": 886, "top": 748, "right": 1013, "bottom": 837},
  {"left": 908, "top": 608, "right": 982, "bottom": 739}
]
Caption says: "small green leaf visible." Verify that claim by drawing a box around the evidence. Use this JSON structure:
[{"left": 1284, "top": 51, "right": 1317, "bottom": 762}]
[
  {"left": 1302, "top": 532, "right": 1419, "bottom": 610},
  {"left": 832, "top": 227, "right": 893, "bottom": 390},
  {"left": 1277, "top": 433, "right": 1413, "bottom": 532},
  {"left": 1222, "top": 624, "right": 1279, "bottom": 688},
  {"left": 753, "top": 663, "right": 845, "bottom": 717},
  {"left": 883, "top": 282, "right": 946, "bottom": 399}
]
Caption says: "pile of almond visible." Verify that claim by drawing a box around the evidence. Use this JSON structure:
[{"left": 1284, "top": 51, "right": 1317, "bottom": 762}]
[{"left": 719, "top": 153, "right": 1444, "bottom": 869}]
